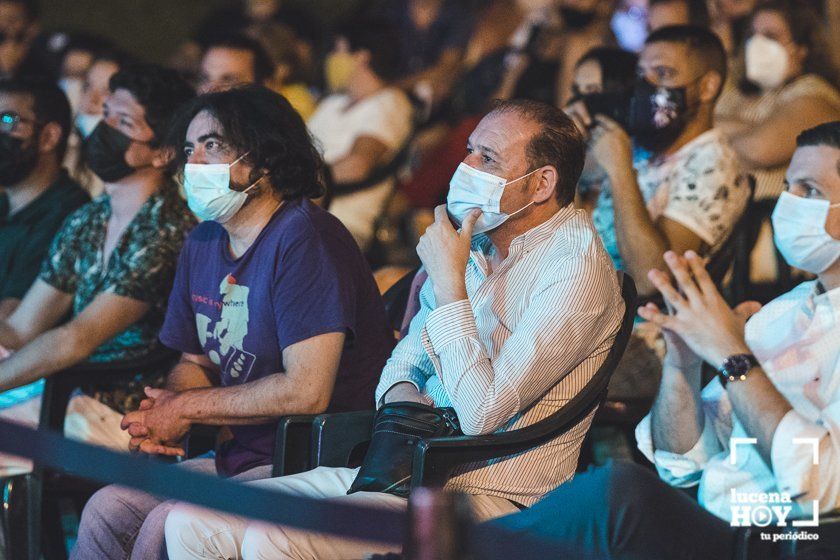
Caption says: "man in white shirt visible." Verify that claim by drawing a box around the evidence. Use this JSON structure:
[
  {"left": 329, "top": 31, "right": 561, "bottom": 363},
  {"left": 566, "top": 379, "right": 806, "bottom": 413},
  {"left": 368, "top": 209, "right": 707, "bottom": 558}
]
[
  {"left": 163, "top": 99, "right": 624, "bottom": 559},
  {"left": 476, "top": 121, "right": 840, "bottom": 560},
  {"left": 308, "top": 20, "right": 413, "bottom": 250}
]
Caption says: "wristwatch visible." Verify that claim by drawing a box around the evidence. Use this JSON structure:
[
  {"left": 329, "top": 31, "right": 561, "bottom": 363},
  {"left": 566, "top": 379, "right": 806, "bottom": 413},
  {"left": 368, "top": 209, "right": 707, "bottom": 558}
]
[{"left": 719, "top": 354, "right": 759, "bottom": 386}]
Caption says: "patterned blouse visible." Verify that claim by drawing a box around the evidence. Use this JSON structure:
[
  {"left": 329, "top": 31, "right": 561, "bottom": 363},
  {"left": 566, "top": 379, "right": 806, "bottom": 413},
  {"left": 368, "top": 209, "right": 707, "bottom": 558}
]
[
  {"left": 715, "top": 75, "right": 840, "bottom": 200},
  {"left": 39, "top": 183, "right": 196, "bottom": 412}
]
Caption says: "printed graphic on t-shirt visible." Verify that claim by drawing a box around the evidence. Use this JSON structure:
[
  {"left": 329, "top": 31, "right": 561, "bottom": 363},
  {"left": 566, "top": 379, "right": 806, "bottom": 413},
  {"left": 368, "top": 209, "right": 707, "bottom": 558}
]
[{"left": 194, "top": 274, "right": 256, "bottom": 379}]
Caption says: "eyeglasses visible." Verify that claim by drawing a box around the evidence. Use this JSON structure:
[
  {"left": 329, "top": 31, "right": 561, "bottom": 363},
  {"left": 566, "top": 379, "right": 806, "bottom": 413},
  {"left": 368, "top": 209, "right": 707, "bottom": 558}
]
[{"left": 0, "top": 111, "right": 40, "bottom": 134}]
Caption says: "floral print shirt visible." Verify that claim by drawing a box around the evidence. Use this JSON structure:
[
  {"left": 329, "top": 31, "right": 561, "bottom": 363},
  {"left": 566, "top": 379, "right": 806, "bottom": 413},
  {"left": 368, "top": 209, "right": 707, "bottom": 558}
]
[
  {"left": 39, "top": 183, "right": 196, "bottom": 412},
  {"left": 587, "top": 129, "right": 749, "bottom": 269}
]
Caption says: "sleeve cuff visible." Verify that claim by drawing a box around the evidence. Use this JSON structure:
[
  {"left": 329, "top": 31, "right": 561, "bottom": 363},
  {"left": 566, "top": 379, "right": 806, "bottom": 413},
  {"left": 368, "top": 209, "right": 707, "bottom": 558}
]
[
  {"left": 374, "top": 370, "right": 428, "bottom": 407},
  {"left": 423, "top": 299, "right": 478, "bottom": 352},
  {"left": 635, "top": 410, "right": 720, "bottom": 487},
  {"left": 771, "top": 408, "right": 827, "bottom": 497}
]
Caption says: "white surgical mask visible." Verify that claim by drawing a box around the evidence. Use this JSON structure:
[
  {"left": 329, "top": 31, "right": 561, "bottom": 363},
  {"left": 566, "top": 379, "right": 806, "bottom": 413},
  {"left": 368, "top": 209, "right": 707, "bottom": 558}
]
[
  {"left": 745, "top": 34, "right": 789, "bottom": 91},
  {"left": 772, "top": 191, "right": 840, "bottom": 274},
  {"left": 183, "top": 152, "right": 263, "bottom": 223},
  {"left": 75, "top": 113, "right": 102, "bottom": 139},
  {"left": 446, "top": 162, "right": 538, "bottom": 235}
]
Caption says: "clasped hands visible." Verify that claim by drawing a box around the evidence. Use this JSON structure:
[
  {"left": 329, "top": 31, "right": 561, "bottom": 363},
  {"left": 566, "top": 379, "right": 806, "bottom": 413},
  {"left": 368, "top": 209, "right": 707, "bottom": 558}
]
[
  {"left": 416, "top": 205, "right": 480, "bottom": 307},
  {"left": 638, "top": 250, "right": 761, "bottom": 369},
  {"left": 120, "top": 387, "right": 190, "bottom": 457}
]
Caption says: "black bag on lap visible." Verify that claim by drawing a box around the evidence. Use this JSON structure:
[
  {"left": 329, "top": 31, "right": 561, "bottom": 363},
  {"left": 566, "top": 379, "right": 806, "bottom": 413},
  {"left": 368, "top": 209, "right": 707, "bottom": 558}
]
[{"left": 348, "top": 401, "right": 461, "bottom": 497}]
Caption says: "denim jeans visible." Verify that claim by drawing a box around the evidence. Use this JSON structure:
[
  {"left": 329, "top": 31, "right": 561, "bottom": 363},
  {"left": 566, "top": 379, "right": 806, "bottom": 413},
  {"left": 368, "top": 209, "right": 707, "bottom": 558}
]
[{"left": 70, "top": 457, "right": 272, "bottom": 560}]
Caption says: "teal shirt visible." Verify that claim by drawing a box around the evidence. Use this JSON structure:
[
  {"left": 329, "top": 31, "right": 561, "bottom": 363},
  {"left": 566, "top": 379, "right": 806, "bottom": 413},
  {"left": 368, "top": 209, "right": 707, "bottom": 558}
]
[{"left": 0, "top": 170, "right": 89, "bottom": 300}]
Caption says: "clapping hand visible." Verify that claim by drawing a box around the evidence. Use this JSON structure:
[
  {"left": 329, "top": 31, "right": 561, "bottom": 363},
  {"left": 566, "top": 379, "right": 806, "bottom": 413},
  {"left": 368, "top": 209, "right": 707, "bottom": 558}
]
[{"left": 637, "top": 251, "right": 761, "bottom": 368}]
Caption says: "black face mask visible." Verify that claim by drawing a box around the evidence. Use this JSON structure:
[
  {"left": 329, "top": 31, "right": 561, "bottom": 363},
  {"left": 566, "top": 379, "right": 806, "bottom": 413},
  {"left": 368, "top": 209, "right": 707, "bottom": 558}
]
[
  {"left": 560, "top": 7, "right": 597, "bottom": 30},
  {"left": 0, "top": 132, "right": 39, "bottom": 186},
  {"left": 628, "top": 77, "right": 692, "bottom": 153},
  {"left": 84, "top": 121, "right": 136, "bottom": 183}
]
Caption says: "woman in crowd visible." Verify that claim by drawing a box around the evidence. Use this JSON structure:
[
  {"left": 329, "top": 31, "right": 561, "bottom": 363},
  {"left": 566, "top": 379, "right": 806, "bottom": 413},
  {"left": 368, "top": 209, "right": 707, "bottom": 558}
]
[
  {"left": 566, "top": 46, "right": 638, "bottom": 215},
  {"left": 308, "top": 20, "right": 414, "bottom": 251},
  {"left": 715, "top": 0, "right": 840, "bottom": 200}
]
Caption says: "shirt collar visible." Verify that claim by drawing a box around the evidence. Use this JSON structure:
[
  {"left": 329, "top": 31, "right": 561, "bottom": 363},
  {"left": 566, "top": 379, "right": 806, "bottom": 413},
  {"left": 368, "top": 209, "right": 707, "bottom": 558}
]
[
  {"left": 509, "top": 204, "right": 577, "bottom": 252},
  {"left": 814, "top": 280, "right": 840, "bottom": 312},
  {"left": 469, "top": 205, "right": 577, "bottom": 256}
]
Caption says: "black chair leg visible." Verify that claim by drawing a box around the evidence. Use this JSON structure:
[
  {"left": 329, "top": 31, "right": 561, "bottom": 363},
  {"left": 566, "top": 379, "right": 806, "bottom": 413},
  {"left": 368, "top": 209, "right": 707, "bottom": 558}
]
[
  {"left": 3, "top": 473, "right": 42, "bottom": 560},
  {"left": 41, "top": 490, "right": 68, "bottom": 560}
]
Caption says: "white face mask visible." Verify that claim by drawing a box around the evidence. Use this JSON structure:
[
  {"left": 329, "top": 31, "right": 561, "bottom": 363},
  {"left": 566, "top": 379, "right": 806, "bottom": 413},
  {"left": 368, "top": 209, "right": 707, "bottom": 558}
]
[
  {"left": 183, "top": 152, "right": 263, "bottom": 223},
  {"left": 745, "top": 34, "right": 790, "bottom": 91},
  {"left": 772, "top": 191, "right": 840, "bottom": 274},
  {"left": 75, "top": 113, "right": 102, "bottom": 139},
  {"left": 446, "top": 162, "right": 538, "bottom": 235}
]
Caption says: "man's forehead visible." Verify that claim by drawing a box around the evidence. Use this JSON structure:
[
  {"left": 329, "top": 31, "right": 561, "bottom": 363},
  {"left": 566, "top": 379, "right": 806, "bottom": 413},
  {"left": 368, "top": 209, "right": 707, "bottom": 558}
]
[
  {"left": 640, "top": 42, "right": 689, "bottom": 69},
  {"left": 788, "top": 145, "right": 840, "bottom": 184},
  {"left": 469, "top": 112, "right": 535, "bottom": 155},
  {"left": 186, "top": 110, "right": 225, "bottom": 140},
  {"left": 107, "top": 88, "right": 146, "bottom": 117},
  {"left": 204, "top": 48, "right": 254, "bottom": 70},
  {"left": 0, "top": 91, "right": 34, "bottom": 115}
]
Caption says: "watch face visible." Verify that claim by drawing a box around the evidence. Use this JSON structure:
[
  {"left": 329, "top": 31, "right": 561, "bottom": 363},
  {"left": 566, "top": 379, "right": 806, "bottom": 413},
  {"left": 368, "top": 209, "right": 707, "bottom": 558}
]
[{"left": 723, "top": 354, "right": 755, "bottom": 378}]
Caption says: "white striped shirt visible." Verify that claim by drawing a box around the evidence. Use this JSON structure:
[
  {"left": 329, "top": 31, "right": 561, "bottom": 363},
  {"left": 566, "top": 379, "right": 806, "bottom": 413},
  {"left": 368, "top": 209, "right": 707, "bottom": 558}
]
[{"left": 375, "top": 205, "right": 624, "bottom": 506}]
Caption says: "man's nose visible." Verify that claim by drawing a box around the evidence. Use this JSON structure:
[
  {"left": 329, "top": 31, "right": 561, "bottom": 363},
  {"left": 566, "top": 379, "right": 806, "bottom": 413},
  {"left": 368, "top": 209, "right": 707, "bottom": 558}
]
[
  {"left": 187, "top": 149, "right": 208, "bottom": 165},
  {"left": 462, "top": 153, "right": 481, "bottom": 169}
]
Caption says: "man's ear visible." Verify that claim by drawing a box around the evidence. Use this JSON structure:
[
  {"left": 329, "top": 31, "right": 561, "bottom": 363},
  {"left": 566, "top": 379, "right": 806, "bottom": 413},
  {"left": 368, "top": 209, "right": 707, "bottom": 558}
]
[
  {"left": 532, "top": 165, "right": 559, "bottom": 204},
  {"left": 699, "top": 70, "right": 722, "bottom": 104},
  {"left": 152, "top": 146, "right": 176, "bottom": 169},
  {"left": 37, "top": 122, "right": 63, "bottom": 155}
]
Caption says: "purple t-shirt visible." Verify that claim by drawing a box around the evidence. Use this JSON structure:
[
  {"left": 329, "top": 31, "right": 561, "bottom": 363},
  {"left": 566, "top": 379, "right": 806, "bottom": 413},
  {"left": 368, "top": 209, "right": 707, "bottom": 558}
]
[{"left": 159, "top": 198, "right": 393, "bottom": 476}]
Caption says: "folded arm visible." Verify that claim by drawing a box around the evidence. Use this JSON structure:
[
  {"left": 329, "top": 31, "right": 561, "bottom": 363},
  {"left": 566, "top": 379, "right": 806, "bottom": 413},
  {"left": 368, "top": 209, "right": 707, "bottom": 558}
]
[
  {"left": 423, "top": 265, "right": 621, "bottom": 436},
  {"left": 0, "top": 286, "right": 148, "bottom": 391}
]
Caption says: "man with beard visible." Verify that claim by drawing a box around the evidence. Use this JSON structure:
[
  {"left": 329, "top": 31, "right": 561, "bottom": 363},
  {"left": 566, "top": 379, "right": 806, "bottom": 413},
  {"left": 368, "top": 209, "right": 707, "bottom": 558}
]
[
  {"left": 0, "top": 78, "right": 88, "bottom": 320},
  {"left": 566, "top": 25, "right": 750, "bottom": 401},
  {"left": 0, "top": 64, "right": 195, "bottom": 478}
]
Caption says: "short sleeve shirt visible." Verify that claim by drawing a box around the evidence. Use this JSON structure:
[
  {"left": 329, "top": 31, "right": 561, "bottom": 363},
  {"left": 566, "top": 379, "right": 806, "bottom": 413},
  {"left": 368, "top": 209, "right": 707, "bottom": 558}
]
[
  {"left": 591, "top": 129, "right": 750, "bottom": 269},
  {"left": 307, "top": 88, "right": 414, "bottom": 247},
  {"left": 158, "top": 198, "right": 393, "bottom": 476},
  {"left": 39, "top": 185, "right": 196, "bottom": 363},
  {"left": 0, "top": 171, "right": 89, "bottom": 300}
]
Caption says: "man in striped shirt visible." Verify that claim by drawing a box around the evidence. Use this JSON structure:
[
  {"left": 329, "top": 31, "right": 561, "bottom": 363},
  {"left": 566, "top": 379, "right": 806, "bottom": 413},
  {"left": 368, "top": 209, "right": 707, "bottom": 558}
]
[{"left": 164, "top": 99, "right": 624, "bottom": 560}]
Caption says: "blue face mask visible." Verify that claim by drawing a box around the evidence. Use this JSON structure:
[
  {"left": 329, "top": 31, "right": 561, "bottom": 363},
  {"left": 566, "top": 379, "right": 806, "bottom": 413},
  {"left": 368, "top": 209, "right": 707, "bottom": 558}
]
[
  {"left": 446, "top": 162, "right": 538, "bottom": 235},
  {"left": 75, "top": 113, "right": 102, "bottom": 139},
  {"left": 183, "top": 152, "right": 264, "bottom": 223}
]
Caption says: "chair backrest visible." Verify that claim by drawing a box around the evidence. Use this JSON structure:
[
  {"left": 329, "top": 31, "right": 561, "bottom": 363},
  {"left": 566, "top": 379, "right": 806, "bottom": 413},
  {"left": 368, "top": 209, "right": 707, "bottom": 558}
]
[
  {"left": 381, "top": 267, "right": 419, "bottom": 334},
  {"left": 708, "top": 175, "right": 756, "bottom": 294},
  {"left": 413, "top": 272, "right": 638, "bottom": 487},
  {"left": 39, "top": 349, "right": 180, "bottom": 431}
]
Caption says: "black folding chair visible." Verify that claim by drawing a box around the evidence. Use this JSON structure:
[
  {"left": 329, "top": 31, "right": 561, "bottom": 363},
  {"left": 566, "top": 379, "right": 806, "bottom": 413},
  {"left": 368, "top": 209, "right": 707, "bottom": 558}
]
[
  {"left": 2, "top": 349, "right": 179, "bottom": 560},
  {"left": 270, "top": 269, "right": 416, "bottom": 478},
  {"left": 306, "top": 273, "right": 637, "bottom": 492}
]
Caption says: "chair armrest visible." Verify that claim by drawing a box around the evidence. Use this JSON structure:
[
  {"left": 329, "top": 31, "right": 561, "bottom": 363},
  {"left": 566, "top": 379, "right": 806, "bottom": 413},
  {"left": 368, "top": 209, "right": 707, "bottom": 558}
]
[
  {"left": 39, "top": 349, "right": 180, "bottom": 431},
  {"left": 412, "top": 391, "right": 605, "bottom": 489},
  {"left": 310, "top": 410, "right": 375, "bottom": 468},
  {"left": 272, "top": 415, "right": 317, "bottom": 477}
]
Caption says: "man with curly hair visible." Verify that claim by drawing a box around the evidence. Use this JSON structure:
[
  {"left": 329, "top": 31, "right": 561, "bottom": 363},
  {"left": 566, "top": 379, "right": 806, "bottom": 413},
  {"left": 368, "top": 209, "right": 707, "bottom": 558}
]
[
  {"left": 0, "top": 64, "right": 195, "bottom": 480},
  {"left": 73, "top": 85, "right": 393, "bottom": 560}
]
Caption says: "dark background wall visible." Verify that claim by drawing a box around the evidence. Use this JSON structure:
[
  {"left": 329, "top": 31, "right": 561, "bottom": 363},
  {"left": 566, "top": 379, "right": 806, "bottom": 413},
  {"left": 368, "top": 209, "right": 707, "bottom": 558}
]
[{"left": 36, "top": 0, "right": 367, "bottom": 63}]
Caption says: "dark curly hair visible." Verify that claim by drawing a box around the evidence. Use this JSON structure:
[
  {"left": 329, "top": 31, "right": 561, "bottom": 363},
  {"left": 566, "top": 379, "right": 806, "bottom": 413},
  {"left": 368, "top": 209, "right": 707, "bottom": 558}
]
[
  {"left": 109, "top": 63, "right": 195, "bottom": 145},
  {"left": 167, "top": 85, "right": 325, "bottom": 200}
]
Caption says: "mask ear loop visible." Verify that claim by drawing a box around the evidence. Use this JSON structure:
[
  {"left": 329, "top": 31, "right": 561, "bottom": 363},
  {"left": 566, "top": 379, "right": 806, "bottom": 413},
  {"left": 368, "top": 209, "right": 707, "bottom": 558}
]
[
  {"left": 504, "top": 168, "right": 542, "bottom": 217},
  {"left": 504, "top": 167, "right": 541, "bottom": 187}
]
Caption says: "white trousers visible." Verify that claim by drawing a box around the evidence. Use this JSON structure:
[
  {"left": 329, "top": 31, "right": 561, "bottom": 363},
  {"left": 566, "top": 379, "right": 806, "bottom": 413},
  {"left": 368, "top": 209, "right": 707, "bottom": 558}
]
[
  {"left": 0, "top": 387, "right": 130, "bottom": 478},
  {"left": 165, "top": 466, "right": 520, "bottom": 560}
]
